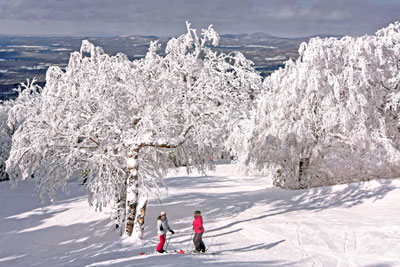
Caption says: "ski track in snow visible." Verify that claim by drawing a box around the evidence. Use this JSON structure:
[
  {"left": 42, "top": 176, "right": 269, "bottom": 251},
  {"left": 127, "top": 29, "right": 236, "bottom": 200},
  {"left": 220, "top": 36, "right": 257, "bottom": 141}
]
[{"left": 0, "top": 164, "right": 399, "bottom": 266}]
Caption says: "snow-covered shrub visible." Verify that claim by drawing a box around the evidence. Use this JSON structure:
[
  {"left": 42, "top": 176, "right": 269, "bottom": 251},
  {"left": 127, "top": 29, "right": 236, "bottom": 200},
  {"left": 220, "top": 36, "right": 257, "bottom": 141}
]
[
  {"left": 6, "top": 22, "right": 261, "bottom": 239},
  {"left": 239, "top": 22, "right": 400, "bottom": 189}
]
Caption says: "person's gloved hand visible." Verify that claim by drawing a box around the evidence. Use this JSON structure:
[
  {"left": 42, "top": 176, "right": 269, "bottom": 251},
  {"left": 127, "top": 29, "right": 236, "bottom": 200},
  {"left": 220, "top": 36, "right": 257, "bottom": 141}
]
[{"left": 170, "top": 230, "right": 175, "bottom": 234}]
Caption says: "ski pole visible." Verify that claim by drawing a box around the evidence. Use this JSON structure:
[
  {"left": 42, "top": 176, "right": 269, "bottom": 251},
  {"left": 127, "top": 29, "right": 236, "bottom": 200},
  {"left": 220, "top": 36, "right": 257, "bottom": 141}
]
[
  {"left": 165, "top": 233, "right": 172, "bottom": 251},
  {"left": 186, "top": 231, "right": 193, "bottom": 252}
]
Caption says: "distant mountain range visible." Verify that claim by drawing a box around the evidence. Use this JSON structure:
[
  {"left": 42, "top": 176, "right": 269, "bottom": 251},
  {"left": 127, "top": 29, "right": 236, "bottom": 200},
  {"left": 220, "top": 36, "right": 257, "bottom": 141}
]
[{"left": 0, "top": 33, "right": 341, "bottom": 100}]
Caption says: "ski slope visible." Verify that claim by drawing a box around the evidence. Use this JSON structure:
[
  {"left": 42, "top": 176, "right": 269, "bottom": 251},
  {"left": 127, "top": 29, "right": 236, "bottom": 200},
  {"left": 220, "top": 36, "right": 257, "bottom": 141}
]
[{"left": 0, "top": 164, "right": 399, "bottom": 266}]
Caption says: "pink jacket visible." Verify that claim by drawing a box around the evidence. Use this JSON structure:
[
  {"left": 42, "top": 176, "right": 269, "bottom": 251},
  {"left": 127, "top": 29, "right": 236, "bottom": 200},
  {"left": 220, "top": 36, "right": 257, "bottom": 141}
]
[{"left": 193, "top": 216, "right": 204, "bottom": 233}]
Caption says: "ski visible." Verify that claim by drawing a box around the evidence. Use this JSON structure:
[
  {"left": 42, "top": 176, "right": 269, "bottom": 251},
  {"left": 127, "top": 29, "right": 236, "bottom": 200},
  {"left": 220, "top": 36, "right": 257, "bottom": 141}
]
[
  {"left": 188, "top": 251, "right": 219, "bottom": 255},
  {"left": 139, "top": 249, "right": 219, "bottom": 256},
  {"left": 140, "top": 249, "right": 185, "bottom": 255}
]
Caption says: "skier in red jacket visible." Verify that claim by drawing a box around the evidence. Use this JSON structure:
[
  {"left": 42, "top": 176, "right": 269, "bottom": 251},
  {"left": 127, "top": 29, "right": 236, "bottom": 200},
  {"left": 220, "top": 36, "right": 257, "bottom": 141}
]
[
  {"left": 156, "top": 211, "right": 174, "bottom": 253},
  {"left": 192, "top": 210, "right": 206, "bottom": 253}
]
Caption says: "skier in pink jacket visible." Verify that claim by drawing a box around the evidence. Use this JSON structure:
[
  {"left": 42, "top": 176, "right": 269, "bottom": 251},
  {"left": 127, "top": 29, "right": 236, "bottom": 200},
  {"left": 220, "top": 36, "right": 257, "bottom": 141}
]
[{"left": 192, "top": 210, "right": 206, "bottom": 253}]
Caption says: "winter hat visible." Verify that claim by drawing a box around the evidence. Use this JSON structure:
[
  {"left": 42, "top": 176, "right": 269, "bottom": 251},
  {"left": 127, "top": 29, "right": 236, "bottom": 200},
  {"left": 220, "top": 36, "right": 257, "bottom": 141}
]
[
  {"left": 194, "top": 210, "right": 201, "bottom": 215},
  {"left": 160, "top": 211, "right": 166, "bottom": 216}
]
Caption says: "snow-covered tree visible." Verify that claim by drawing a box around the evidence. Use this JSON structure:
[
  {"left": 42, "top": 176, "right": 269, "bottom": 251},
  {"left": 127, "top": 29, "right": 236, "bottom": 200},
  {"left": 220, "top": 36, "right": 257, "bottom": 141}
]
[
  {"left": 6, "top": 22, "right": 261, "bottom": 239},
  {"left": 238, "top": 22, "right": 400, "bottom": 189},
  {"left": 0, "top": 80, "right": 41, "bottom": 182},
  {"left": 0, "top": 101, "right": 11, "bottom": 181}
]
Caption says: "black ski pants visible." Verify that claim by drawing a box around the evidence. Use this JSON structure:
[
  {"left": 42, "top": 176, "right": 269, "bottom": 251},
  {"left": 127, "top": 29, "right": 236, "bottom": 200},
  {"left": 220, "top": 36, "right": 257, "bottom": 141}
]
[{"left": 193, "top": 232, "right": 206, "bottom": 252}]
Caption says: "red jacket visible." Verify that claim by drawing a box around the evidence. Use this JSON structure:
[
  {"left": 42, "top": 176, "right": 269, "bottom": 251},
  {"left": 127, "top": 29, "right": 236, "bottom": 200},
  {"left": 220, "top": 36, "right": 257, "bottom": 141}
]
[{"left": 193, "top": 215, "right": 204, "bottom": 233}]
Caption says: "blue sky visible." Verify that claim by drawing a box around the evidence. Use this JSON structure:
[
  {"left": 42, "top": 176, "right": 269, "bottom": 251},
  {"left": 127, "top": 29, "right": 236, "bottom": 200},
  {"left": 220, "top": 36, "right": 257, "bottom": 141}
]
[
  {"left": 300, "top": 0, "right": 312, "bottom": 8},
  {"left": 0, "top": 0, "right": 399, "bottom": 37}
]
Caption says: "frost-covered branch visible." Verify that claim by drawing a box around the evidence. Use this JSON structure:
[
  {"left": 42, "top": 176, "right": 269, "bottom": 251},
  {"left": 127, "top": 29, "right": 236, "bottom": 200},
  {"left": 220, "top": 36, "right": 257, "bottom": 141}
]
[{"left": 139, "top": 125, "right": 194, "bottom": 150}]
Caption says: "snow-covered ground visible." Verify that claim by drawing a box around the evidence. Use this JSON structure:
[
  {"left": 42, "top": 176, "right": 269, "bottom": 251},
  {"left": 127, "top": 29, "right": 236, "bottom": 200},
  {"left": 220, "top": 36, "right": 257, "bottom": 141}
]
[{"left": 0, "top": 164, "right": 399, "bottom": 266}]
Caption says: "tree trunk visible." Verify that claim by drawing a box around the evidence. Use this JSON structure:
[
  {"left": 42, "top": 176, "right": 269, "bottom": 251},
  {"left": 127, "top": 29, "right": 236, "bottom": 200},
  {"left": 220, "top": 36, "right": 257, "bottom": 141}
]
[
  {"left": 132, "top": 197, "right": 148, "bottom": 239},
  {"left": 298, "top": 157, "right": 310, "bottom": 189},
  {"left": 114, "top": 180, "right": 127, "bottom": 236},
  {"left": 0, "top": 163, "right": 9, "bottom": 182},
  {"left": 125, "top": 149, "right": 139, "bottom": 237},
  {"left": 122, "top": 129, "right": 192, "bottom": 239}
]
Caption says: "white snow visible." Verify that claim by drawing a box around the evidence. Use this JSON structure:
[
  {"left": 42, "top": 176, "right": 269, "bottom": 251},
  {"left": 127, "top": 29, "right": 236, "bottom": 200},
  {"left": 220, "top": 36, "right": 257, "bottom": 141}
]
[
  {"left": 245, "top": 45, "right": 277, "bottom": 49},
  {"left": 6, "top": 45, "right": 48, "bottom": 50},
  {"left": 265, "top": 55, "right": 287, "bottom": 61},
  {"left": 0, "top": 164, "right": 399, "bottom": 266},
  {"left": 127, "top": 158, "right": 138, "bottom": 169},
  {"left": 217, "top": 45, "right": 242, "bottom": 48},
  {"left": 51, "top": 48, "right": 71, "bottom": 52},
  {"left": 20, "top": 66, "right": 47, "bottom": 70}
]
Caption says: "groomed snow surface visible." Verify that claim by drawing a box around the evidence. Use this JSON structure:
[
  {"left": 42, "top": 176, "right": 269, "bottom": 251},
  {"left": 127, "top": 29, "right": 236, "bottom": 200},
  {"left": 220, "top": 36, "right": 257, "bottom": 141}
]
[{"left": 0, "top": 164, "right": 399, "bottom": 266}]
